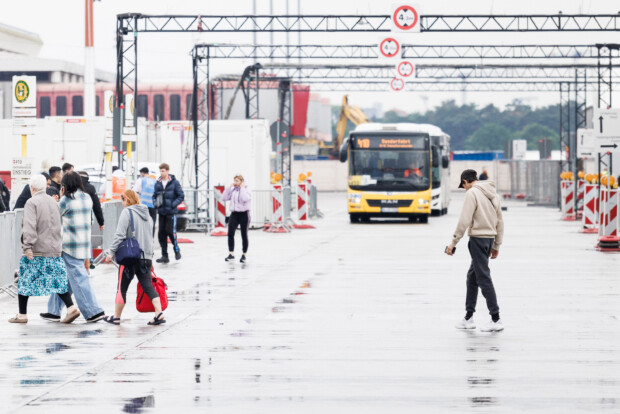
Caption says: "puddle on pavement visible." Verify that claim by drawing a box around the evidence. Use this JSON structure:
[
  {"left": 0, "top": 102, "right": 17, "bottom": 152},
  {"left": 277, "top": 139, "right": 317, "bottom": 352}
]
[
  {"left": 20, "top": 377, "right": 59, "bottom": 386},
  {"left": 468, "top": 377, "right": 494, "bottom": 386},
  {"left": 470, "top": 396, "right": 497, "bottom": 406},
  {"left": 76, "top": 329, "right": 103, "bottom": 338},
  {"left": 45, "top": 343, "right": 71, "bottom": 354},
  {"left": 12, "top": 355, "right": 35, "bottom": 369},
  {"left": 122, "top": 395, "right": 155, "bottom": 413}
]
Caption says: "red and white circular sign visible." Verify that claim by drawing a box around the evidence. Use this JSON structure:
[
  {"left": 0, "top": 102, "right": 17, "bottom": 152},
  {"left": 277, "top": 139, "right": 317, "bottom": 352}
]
[
  {"left": 380, "top": 38, "right": 400, "bottom": 58},
  {"left": 397, "top": 61, "right": 414, "bottom": 77},
  {"left": 390, "top": 77, "right": 405, "bottom": 91},
  {"left": 393, "top": 5, "right": 419, "bottom": 31}
]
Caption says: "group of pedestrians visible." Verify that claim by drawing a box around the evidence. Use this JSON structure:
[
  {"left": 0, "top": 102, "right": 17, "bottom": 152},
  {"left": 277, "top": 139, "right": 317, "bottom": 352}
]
[{"left": 7, "top": 159, "right": 252, "bottom": 326}]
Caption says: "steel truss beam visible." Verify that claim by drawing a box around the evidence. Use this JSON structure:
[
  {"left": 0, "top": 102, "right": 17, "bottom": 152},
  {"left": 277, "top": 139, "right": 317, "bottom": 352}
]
[
  {"left": 597, "top": 44, "right": 620, "bottom": 108},
  {"left": 195, "top": 43, "right": 605, "bottom": 60},
  {"left": 118, "top": 13, "right": 620, "bottom": 33},
  {"left": 420, "top": 14, "right": 620, "bottom": 32},
  {"left": 401, "top": 44, "right": 601, "bottom": 59},
  {"left": 278, "top": 80, "right": 292, "bottom": 187},
  {"left": 415, "top": 64, "right": 620, "bottom": 80}
]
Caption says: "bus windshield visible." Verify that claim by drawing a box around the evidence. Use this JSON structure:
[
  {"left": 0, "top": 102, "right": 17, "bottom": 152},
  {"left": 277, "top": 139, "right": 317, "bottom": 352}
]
[{"left": 349, "top": 149, "right": 430, "bottom": 191}]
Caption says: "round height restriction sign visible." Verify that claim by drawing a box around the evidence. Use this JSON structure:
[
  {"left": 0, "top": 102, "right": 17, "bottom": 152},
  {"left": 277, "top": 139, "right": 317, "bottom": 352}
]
[
  {"left": 393, "top": 5, "right": 419, "bottom": 30},
  {"left": 390, "top": 78, "right": 405, "bottom": 91},
  {"left": 380, "top": 38, "right": 400, "bottom": 58},
  {"left": 397, "top": 61, "right": 414, "bottom": 77}
]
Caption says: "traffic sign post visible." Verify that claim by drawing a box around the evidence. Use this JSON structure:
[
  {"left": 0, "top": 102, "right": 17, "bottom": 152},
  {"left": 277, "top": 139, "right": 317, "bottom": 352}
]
[
  {"left": 390, "top": 77, "right": 405, "bottom": 91},
  {"left": 11, "top": 157, "right": 33, "bottom": 202},
  {"left": 104, "top": 90, "right": 114, "bottom": 200},
  {"left": 577, "top": 128, "right": 596, "bottom": 158},
  {"left": 593, "top": 109, "right": 620, "bottom": 152},
  {"left": 123, "top": 93, "right": 137, "bottom": 188},
  {"left": 12, "top": 76, "right": 37, "bottom": 157},
  {"left": 397, "top": 61, "right": 414, "bottom": 77},
  {"left": 391, "top": 3, "right": 421, "bottom": 33},
  {"left": 379, "top": 37, "right": 401, "bottom": 59}
]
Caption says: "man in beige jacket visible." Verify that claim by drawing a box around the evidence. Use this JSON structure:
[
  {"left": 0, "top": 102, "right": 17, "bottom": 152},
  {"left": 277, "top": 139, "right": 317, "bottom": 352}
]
[{"left": 445, "top": 169, "right": 504, "bottom": 332}]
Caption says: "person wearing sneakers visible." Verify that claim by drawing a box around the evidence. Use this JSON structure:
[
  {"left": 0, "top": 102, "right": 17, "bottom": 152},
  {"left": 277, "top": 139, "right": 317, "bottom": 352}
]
[
  {"left": 42, "top": 172, "right": 106, "bottom": 323},
  {"left": 9, "top": 175, "right": 80, "bottom": 324},
  {"left": 222, "top": 175, "right": 251, "bottom": 263},
  {"left": 152, "top": 163, "right": 184, "bottom": 263},
  {"left": 446, "top": 169, "right": 504, "bottom": 332},
  {"left": 103, "top": 190, "right": 165, "bottom": 326}
]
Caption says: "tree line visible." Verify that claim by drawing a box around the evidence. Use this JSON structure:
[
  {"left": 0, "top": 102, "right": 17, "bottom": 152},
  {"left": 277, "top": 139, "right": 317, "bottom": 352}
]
[{"left": 334, "top": 100, "right": 561, "bottom": 152}]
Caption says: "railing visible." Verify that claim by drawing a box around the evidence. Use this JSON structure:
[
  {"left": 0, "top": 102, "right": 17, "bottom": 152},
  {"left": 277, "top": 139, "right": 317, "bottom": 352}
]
[{"left": 0, "top": 209, "right": 23, "bottom": 297}]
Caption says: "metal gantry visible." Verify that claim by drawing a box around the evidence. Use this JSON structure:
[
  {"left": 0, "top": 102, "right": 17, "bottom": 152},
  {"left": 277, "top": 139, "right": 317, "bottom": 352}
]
[
  {"left": 401, "top": 44, "right": 602, "bottom": 59},
  {"left": 414, "top": 64, "right": 620, "bottom": 80},
  {"left": 116, "top": 12, "right": 620, "bottom": 229}
]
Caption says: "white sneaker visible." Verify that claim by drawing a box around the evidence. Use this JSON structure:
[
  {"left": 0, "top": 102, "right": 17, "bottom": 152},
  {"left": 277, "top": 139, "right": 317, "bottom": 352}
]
[
  {"left": 480, "top": 319, "right": 504, "bottom": 332},
  {"left": 455, "top": 317, "right": 476, "bottom": 329}
]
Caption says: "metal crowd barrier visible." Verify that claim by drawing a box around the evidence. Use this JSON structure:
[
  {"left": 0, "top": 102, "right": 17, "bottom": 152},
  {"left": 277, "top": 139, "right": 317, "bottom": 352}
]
[
  {"left": 308, "top": 185, "right": 324, "bottom": 219},
  {"left": 498, "top": 160, "right": 561, "bottom": 207},
  {"left": 251, "top": 189, "right": 275, "bottom": 228},
  {"left": 92, "top": 200, "right": 124, "bottom": 263},
  {"left": 0, "top": 209, "right": 23, "bottom": 297}
]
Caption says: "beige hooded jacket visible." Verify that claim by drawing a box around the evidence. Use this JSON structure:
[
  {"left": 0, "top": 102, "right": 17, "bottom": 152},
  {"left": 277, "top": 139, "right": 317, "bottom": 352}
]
[{"left": 449, "top": 180, "right": 504, "bottom": 251}]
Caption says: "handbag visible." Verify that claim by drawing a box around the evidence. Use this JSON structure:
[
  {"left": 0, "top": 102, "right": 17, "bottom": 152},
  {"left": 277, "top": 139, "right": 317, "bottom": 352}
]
[
  {"left": 136, "top": 267, "right": 169, "bottom": 313},
  {"left": 115, "top": 210, "right": 143, "bottom": 266}
]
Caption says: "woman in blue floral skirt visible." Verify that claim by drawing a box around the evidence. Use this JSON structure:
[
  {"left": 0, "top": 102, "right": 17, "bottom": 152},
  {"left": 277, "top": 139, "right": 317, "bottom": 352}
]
[{"left": 8, "top": 174, "right": 80, "bottom": 324}]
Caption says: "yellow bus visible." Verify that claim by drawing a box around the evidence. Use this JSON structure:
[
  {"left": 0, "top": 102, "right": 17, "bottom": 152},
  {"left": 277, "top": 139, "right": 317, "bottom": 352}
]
[{"left": 339, "top": 123, "right": 449, "bottom": 223}]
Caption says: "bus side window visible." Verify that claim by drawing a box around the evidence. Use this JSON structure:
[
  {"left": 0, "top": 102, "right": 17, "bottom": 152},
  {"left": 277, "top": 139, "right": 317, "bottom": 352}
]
[
  {"left": 154, "top": 94, "right": 164, "bottom": 121},
  {"left": 96, "top": 95, "right": 100, "bottom": 116},
  {"left": 56, "top": 96, "right": 67, "bottom": 116},
  {"left": 39, "top": 97, "right": 51, "bottom": 118},
  {"left": 169, "top": 94, "right": 181, "bottom": 121}
]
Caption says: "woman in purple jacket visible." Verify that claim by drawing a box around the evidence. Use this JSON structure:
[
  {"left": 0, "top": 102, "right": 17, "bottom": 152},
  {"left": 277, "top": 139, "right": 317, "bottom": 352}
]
[{"left": 222, "top": 175, "right": 251, "bottom": 263}]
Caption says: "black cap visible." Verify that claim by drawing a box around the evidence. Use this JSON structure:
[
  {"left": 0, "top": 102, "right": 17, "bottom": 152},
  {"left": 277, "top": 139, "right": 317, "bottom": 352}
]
[
  {"left": 458, "top": 169, "right": 478, "bottom": 188},
  {"left": 139, "top": 167, "right": 149, "bottom": 174}
]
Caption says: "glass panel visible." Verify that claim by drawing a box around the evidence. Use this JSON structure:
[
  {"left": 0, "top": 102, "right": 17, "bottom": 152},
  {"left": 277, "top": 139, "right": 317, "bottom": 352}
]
[
  {"left": 137, "top": 95, "right": 148, "bottom": 119},
  {"left": 169, "top": 94, "right": 181, "bottom": 121},
  {"left": 154, "top": 94, "right": 164, "bottom": 121},
  {"left": 72, "top": 95, "right": 83, "bottom": 116},
  {"left": 39, "top": 97, "right": 51, "bottom": 118}
]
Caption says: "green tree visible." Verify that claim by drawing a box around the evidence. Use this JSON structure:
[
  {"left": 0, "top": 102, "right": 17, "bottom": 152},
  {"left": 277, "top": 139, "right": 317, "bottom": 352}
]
[
  {"left": 515, "top": 123, "right": 559, "bottom": 150},
  {"left": 465, "top": 123, "right": 513, "bottom": 151}
]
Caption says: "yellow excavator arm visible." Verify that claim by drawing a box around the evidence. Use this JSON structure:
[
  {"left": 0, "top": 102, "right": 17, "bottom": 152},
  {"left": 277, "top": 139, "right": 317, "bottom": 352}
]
[{"left": 334, "top": 95, "right": 369, "bottom": 156}]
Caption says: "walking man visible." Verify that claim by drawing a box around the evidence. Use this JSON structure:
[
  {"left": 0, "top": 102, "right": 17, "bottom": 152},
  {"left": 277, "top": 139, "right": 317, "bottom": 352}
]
[
  {"left": 133, "top": 167, "right": 157, "bottom": 235},
  {"left": 445, "top": 169, "right": 504, "bottom": 332},
  {"left": 153, "top": 163, "right": 184, "bottom": 263}
]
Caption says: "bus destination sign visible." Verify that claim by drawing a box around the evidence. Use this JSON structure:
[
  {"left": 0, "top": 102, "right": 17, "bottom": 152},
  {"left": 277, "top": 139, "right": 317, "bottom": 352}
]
[{"left": 353, "top": 136, "right": 422, "bottom": 149}]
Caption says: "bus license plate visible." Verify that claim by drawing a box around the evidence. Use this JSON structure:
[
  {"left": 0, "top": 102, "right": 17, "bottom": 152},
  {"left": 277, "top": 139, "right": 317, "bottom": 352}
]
[{"left": 381, "top": 207, "right": 398, "bottom": 213}]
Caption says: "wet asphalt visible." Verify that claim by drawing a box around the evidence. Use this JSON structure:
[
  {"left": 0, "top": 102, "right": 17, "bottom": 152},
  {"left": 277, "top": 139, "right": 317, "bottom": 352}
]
[{"left": 1, "top": 191, "right": 619, "bottom": 413}]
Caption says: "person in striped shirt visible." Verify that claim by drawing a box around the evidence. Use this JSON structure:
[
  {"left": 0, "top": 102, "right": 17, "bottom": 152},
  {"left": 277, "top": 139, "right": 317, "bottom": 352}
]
[{"left": 41, "top": 172, "right": 106, "bottom": 323}]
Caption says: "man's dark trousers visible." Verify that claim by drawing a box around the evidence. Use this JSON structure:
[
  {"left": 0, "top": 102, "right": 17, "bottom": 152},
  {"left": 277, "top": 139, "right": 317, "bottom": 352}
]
[
  {"left": 158, "top": 214, "right": 179, "bottom": 258},
  {"left": 466, "top": 237, "right": 499, "bottom": 315}
]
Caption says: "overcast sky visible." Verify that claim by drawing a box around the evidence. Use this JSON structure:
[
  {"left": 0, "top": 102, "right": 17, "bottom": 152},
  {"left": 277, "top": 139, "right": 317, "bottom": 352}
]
[{"left": 2, "top": 0, "right": 618, "bottom": 113}]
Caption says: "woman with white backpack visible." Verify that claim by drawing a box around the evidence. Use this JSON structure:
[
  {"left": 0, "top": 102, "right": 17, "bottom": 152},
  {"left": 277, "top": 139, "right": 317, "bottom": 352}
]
[{"left": 104, "top": 190, "right": 166, "bottom": 326}]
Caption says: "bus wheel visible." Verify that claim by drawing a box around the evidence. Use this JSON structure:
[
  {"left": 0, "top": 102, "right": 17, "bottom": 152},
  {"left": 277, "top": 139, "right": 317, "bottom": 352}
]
[
  {"left": 419, "top": 215, "right": 429, "bottom": 224},
  {"left": 349, "top": 214, "right": 359, "bottom": 223}
]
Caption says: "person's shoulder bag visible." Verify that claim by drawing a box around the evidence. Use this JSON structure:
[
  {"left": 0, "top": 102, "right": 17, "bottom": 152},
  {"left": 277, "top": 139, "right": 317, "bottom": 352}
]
[{"left": 115, "top": 210, "right": 143, "bottom": 265}]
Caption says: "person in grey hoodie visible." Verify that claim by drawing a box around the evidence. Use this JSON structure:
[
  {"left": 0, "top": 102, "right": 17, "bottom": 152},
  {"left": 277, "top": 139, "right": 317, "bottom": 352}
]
[
  {"left": 445, "top": 169, "right": 504, "bottom": 332},
  {"left": 103, "top": 190, "right": 165, "bottom": 326}
]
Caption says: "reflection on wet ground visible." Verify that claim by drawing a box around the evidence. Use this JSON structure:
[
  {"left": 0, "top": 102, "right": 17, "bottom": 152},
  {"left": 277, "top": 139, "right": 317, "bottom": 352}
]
[{"left": 2, "top": 192, "right": 620, "bottom": 412}]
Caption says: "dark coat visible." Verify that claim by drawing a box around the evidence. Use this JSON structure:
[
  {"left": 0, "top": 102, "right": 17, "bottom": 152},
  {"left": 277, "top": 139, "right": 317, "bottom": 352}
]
[
  {"left": 13, "top": 185, "right": 31, "bottom": 210},
  {"left": 81, "top": 176, "right": 104, "bottom": 226},
  {"left": 153, "top": 174, "right": 184, "bottom": 216}
]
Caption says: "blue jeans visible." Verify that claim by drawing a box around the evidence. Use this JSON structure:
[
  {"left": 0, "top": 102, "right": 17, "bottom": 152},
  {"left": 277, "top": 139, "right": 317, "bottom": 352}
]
[{"left": 48, "top": 252, "right": 104, "bottom": 319}]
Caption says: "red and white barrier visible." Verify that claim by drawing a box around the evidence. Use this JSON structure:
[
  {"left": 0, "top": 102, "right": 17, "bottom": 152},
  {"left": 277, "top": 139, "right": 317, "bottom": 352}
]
[
  {"left": 264, "top": 184, "right": 291, "bottom": 233},
  {"left": 598, "top": 187, "right": 618, "bottom": 237},
  {"left": 210, "top": 185, "right": 228, "bottom": 236},
  {"left": 577, "top": 179, "right": 585, "bottom": 218},
  {"left": 581, "top": 183, "right": 598, "bottom": 233},
  {"left": 560, "top": 181, "right": 576, "bottom": 221},
  {"left": 596, "top": 187, "right": 620, "bottom": 251},
  {"left": 294, "top": 182, "right": 315, "bottom": 229}
]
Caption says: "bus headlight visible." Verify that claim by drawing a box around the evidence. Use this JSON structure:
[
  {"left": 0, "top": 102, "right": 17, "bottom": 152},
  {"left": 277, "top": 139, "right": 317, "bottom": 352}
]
[
  {"left": 348, "top": 194, "right": 362, "bottom": 204},
  {"left": 418, "top": 199, "right": 430, "bottom": 206}
]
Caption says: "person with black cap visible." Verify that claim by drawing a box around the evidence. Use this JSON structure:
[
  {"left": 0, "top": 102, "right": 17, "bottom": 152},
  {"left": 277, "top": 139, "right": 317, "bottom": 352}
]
[{"left": 445, "top": 169, "right": 504, "bottom": 332}]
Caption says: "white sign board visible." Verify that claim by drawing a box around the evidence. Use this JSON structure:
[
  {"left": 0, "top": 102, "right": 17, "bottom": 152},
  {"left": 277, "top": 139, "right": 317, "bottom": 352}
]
[
  {"left": 11, "top": 157, "right": 33, "bottom": 179},
  {"left": 594, "top": 108, "right": 620, "bottom": 138},
  {"left": 12, "top": 76, "right": 37, "bottom": 108},
  {"left": 513, "top": 139, "right": 527, "bottom": 160},
  {"left": 391, "top": 3, "right": 421, "bottom": 33},
  {"left": 577, "top": 128, "right": 596, "bottom": 158}
]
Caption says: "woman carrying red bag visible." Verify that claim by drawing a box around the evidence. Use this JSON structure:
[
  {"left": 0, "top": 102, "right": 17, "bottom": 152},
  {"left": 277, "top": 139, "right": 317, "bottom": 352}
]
[{"left": 104, "top": 190, "right": 166, "bottom": 326}]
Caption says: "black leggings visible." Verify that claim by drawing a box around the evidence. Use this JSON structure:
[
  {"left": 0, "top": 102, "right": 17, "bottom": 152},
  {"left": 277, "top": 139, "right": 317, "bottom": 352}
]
[
  {"left": 19, "top": 292, "right": 73, "bottom": 315},
  {"left": 116, "top": 259, "right": 158, "bottom": 304},
  {"left": 228, "top": 211, "right": 249, "bottom": 253}
]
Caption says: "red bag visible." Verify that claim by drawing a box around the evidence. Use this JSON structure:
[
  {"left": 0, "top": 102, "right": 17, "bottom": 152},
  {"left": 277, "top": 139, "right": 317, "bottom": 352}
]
[{"left": 136, "top": 267, "right": 168, "bottom": 313}]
